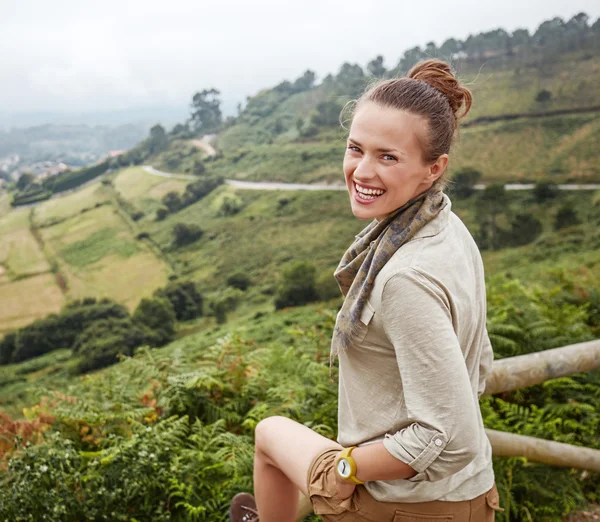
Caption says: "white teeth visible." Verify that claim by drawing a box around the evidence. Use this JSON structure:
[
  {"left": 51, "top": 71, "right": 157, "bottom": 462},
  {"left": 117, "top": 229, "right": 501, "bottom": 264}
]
[{"left": 355, "top": 182, "right": 385, "bottom": 198}]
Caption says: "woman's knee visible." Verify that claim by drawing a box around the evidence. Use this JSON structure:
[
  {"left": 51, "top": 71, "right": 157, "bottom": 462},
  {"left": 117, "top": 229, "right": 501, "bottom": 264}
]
[{"left": 254, "top": 415, "right": 289, "bottom": 452}]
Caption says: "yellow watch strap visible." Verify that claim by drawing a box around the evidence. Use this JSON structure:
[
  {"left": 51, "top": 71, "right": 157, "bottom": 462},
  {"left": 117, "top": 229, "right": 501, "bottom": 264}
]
[{"left": 337, "top": 446, "right": 365, "bottom": 485}]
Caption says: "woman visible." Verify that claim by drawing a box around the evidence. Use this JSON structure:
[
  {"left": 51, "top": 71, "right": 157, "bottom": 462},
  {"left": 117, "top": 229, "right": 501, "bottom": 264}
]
[{"left": 229, "top": 59, "right": 504, "bottom": 522}]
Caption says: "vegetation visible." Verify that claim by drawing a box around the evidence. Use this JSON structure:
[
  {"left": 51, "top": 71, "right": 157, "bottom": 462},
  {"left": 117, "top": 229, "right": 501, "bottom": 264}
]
[{"left": 1, "top": 12, "right": 600, "bottom": 521}]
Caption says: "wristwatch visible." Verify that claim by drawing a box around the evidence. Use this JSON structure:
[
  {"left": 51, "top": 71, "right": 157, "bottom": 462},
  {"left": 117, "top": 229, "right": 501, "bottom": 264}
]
[{"left": 335, "top": 446, "right": 365, "bottom": 485}]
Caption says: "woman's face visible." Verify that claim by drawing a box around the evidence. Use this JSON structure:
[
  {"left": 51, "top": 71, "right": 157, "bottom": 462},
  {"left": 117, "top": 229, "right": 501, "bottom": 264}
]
[{"left": 343, "top": 101, "right": 447, "bottom": 221}]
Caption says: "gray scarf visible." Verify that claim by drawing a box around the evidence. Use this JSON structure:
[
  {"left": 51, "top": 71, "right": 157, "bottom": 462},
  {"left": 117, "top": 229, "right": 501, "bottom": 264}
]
[{"left": 330, "top": 188, "right": 447, "bottom": 370}]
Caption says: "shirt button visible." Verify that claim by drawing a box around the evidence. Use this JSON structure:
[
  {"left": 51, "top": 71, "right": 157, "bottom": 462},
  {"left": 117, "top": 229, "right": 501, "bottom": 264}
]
[{"left": 435, "top": 439, "right": 443, "bottom": 447}]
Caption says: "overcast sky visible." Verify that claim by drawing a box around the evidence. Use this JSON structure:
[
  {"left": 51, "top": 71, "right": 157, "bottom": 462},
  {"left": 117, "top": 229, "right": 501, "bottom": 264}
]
[{"left": 1, "top": 0, "right": 599, "bottom": 118}]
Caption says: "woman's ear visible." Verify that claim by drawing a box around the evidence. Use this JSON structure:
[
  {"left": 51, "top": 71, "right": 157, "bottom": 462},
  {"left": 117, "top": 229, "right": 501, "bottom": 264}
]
[{"left": 427, "top": 154, "right": 449, "bottom": 183}]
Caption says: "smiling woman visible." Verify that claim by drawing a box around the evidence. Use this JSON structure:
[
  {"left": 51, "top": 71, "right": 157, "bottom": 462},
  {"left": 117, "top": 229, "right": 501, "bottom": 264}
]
[{"left": 229, "top": 60, "right": 503, "bottom": 522}]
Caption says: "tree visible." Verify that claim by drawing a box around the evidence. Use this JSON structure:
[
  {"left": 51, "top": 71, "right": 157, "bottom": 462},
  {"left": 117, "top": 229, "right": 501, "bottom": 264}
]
[
  {"left": 536, "top": 90, "right": 552, "bottom": 103},
  {"left": 155, "top": 207, "right": 169, "bottom": 221},
  {"left": 274, "top": 262, "right": 319, "bottom": 309},
  {"left": 162, "top": 191, "right": 182, "bottom": 213},
  {"left": 132, "top": 297, "right": 177, "bottom": 347},
  {"left": 190, "top": 88, "right": 222, "bottom": 134},
  {"left": 554, "top": 204, "right": 580, "bottom": 230},
  {"left": 226, "top": 272, "right": 251, "bottom": 291},
  {"left": 292, "top": 70, "right": 316, "bottom": 92},
  {"left": 475, "top": 184, "right": 509, "bottom": 250},
  {"left": 148, "top": 124, "right": 168, "bottom": 155},
  {"left": 73, "top": 317, "right": 146, "bottom": 373},
  {"left": 450, "top": 167, "right": 482, "bottom": 199},
  {"left": 311, "top": 101, "right": 342, "bottom": 127},
  {"left": 510, "top": 213, "right": 543, "bottom": 246},
  {"left": 533, "top": 182, "right": 559, "bottom": 203},
  {"left": 172, "top": 223, "right": 204, "bottom": 248},
  {"left": 154, "top": 281, "right": 203, "bottom": 321},
  {"left": 16, "top": 172, "right": 35, "bottom": 191},
  {"left": 192, "top": 160, "right": 205, "bottom": 176},
  {"left": 439, "top": 38, "right": 461, "bottom": 58},
  {"left": 367, "top": 55, "right": 386, "bottom": 77}
]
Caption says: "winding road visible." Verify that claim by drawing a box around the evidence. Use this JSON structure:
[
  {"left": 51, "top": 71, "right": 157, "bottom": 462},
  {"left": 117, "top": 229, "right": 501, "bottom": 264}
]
[{"left": 141, "top": 166, "right": 600, "bottom": 192}]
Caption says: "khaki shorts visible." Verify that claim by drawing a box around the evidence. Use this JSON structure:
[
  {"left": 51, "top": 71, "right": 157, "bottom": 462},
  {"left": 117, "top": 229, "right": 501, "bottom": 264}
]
[{"left": 307, "top": 448, "right": 504, "bottom": 522}]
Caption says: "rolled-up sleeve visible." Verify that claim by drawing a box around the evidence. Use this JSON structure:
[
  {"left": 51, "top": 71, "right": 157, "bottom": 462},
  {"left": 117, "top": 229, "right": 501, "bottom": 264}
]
[{"left": 380, "top": 268, "right": 480, "bottom": 482}]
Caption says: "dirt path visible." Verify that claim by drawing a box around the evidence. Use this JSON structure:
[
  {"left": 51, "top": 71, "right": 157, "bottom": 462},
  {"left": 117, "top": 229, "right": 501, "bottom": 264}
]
[{"left": 188, "top": 137, "right": 217, "bottom": 157}]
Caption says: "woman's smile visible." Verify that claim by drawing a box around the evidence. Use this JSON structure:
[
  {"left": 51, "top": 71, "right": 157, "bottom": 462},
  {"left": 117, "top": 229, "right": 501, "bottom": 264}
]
[{"left": 353, "top": 181, "right": 387, "bottom": 204}]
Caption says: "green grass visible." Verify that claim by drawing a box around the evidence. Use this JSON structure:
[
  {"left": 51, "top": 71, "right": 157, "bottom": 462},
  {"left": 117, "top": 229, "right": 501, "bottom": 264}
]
[{"left": 59, "top": 228, "right": 139, "bottom": 267}]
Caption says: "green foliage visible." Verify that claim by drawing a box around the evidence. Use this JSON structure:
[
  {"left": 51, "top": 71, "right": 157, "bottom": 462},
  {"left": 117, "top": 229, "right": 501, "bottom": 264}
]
[
  {"left": 509, "top": 213, "right": 543, "bottom": 246},
  {"left": 74, "top": 317, "right": 146, "bottom": 373},
  {"left": 148, "top": 124, "right": 169, "bottom": 155},
  {"left": 43, "top": 161, "right": 110, "bottom": 194},
  {"left": 274, "top": 261, "right": 319, "bottom": 310},
  {"left": 190, "top": 88, "right": 222, "bottom": 134},
  {"left": 554, "top": 203, "right": 581, "bottom": 230},
  {"left": 172, "top": 223, "right": 204, "bottom": 248},
  {"left": 59, "top": 228, "right": 138, "bottom": 267},
  {"left": 310, "top": 101, "right": 343, "bottom": 127},
  {"left": 133, "top": 297, "right": 177, "bottom": 347},
  {"left": 449, "top": 167, "right": 482, "bottom": 199},
  {"left": 316, "top": 271, "right": 341, "bottom": 302},
  {"left": 536, "top": 89, "right": 553, "bottom": 103},
  {"left": 16, "top": 172, "right": 35, "bottom": 191},
  {"left": 162, "top": 191, "right": 183, "bottom": 213},
  {"left": 226, "top": 272, "right": 251, "bottom": 292},
  {"left": 533, "top": 182, "right": 559, "bottom": 203},
  {"left": 208, "top": 288, "right": 244, "bottom": 324},
  {"left": 156, "top": 206, "right": 169, "bottom": 221},
  {"left": 2, "top": 298, "right": 129, "bottom": 364},
  {"left": 216, "top": 193, "right": 244, "bottom": 217},
  {"left": 154, "top": 281, "right": 204, "bottom": 321}
]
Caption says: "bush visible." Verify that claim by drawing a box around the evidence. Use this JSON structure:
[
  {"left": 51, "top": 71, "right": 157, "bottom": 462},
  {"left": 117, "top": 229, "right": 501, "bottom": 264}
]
[
  {"left": 533, "top": 181, "right": 559, "bottom": 203},
  {"left": 274, "top": 262, "right": 319, "bottom": 310},
  {"left": 155, "top": 207, "right": 169, "bottom": 221},
  {"left": 162, "top": 192, "right": 183, "bottom": 213},
  {"left": 132, "top": 297, "right": 177, "bottom": 347},
  {"left": 5, "top": 299, "right": 129, "bottom": 364},
  {"left": 509, "top": 213, "right": 543, "bottom": 246},
  {"left": 226, "top": 272, "right": 251, "bottom": 291},
  {"left": 535, "top": 89, "right": 552, "bottom": 102},
  {"left": 450, "top": 167, "right": 482, "bottom": 199},
  {"left": 172, "top": 223, "right": 204, "bottom": 248},
  {"left": 208, "top": 287, "right": 244, "bottom": 324},
  {"left": 316, "top": 271, "right": 342, "bottom": 302},
  {"left": 181, "top": 176, "right": 224, "bottom": 207},
  {"left": 217, "top": 194, "right": 244, "bottom": 217},
  {"left": 154, "top": 281, "right": 204, "bottom": 321},
  {"left": 73, "top": 317, "right": 146, "bottom": 373},
  {"left": 554, "top": 204, "right": 581, "bottom": 230}
]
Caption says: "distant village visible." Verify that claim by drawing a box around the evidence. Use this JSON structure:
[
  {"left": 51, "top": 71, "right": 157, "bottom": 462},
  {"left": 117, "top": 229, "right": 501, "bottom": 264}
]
[{"left": 0, "top": 150, "right": 125, "bottom": 186}]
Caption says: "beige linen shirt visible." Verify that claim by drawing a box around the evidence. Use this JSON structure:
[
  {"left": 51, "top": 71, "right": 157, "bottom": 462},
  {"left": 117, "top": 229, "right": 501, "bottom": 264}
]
[{"left": 336, "top": 195, "right": 495, "bottom": 502}]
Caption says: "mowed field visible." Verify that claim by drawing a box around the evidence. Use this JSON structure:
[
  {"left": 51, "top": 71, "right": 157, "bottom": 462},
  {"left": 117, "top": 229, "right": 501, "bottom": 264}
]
[{"left": 0, "top": 175, "right": 172, "bottom": 334}]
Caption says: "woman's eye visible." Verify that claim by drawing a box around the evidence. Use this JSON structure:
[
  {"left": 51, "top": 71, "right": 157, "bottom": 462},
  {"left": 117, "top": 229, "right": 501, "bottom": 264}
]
[
  {"left": 383, "top": 154, "right": 397, "bottom": 161},
  {"left": 347, "top": 145, "right": 361, "bottom": 153}
]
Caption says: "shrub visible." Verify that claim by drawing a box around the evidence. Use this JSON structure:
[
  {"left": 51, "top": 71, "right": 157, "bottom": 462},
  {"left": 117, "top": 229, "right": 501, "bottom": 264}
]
[
  {"left": 155, "top": 207, "right": 169, "bottom": 221},
  {"left": 73, "top": 317, "right": 146, "bottom": 373},
  {"left": 533, "top": 181, "right": 559, "bottom": 203},
  {"left": 5, "top": 299, "right": 129, "bottom": 364},
  {"left": 554, "top": 204, "right": 581, "bottom": 230},
  {"left": 226, "top": 272, "right": 251, "bottom": 291},
  {"left": 509, "top": 213, "right": 543, "bottom": 246},
  {"left": 154, "top": 281, "right": 204, "bottom": 321},
  {"left": 172, "top": 223, "right": 204, "bottom": 248},
  {"left": 162, "top": 191, "right": 183, "bottom": 213},
  {"left": 274, "top": 262, "right": 319, "bottom": 310},
  {"left": 316, "top": 271, "right": 342, "bottom": 302},
  {"left": 450, "top": 167, "right": 482, "bottom": 199},
  {"left": 208, "top": 287, "right": 244, "bottom": 324},
  {"left": 132, "top": 297, "right": 177, "bottom": 347},
  {"left": 535, "top": 89, "right": 552, "bottom": 102},
  {"left": 217, "top": 194, "right": 244, "bottom": 217}
]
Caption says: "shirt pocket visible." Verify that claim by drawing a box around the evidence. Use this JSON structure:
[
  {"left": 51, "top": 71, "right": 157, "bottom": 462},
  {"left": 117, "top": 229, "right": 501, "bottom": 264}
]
[
  {"left": 393, "top": 512, "right": 454, "bottom": 521},
  {"left": 356, "top": 300, "right": 375, "bottom": 343}
]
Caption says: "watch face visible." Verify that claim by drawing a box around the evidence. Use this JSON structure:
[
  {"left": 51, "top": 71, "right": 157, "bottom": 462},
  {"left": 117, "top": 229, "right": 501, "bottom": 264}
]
[{"left": 337, "top": 458, "right": 351, "bottom": 478}]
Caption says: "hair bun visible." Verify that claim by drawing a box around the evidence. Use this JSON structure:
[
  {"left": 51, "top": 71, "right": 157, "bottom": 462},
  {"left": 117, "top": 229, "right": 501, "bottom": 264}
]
[{"left": 408, "top": 59, "right": 472, "bottom": 120}]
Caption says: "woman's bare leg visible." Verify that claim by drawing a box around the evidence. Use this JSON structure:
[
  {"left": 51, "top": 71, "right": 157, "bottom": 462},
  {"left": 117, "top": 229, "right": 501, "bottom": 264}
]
[{"left": 253, "top": 416, "right": 342, "bottom": 522}]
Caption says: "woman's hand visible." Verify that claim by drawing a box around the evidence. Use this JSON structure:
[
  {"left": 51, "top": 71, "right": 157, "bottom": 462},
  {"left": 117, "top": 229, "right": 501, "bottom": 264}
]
[{"left": 334, "top": 473, "right": 357, "bottom": 500}]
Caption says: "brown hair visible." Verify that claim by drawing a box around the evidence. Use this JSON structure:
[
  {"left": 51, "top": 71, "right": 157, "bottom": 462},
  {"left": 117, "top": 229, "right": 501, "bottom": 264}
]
[{"left": 354, "top": 59, "right": 472, "bottom": 185}]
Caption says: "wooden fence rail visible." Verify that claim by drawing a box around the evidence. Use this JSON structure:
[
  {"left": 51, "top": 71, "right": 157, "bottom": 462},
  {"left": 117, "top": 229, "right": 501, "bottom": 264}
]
[{"left": 295, "top": 339, "right": 600, "bottom": 520}]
